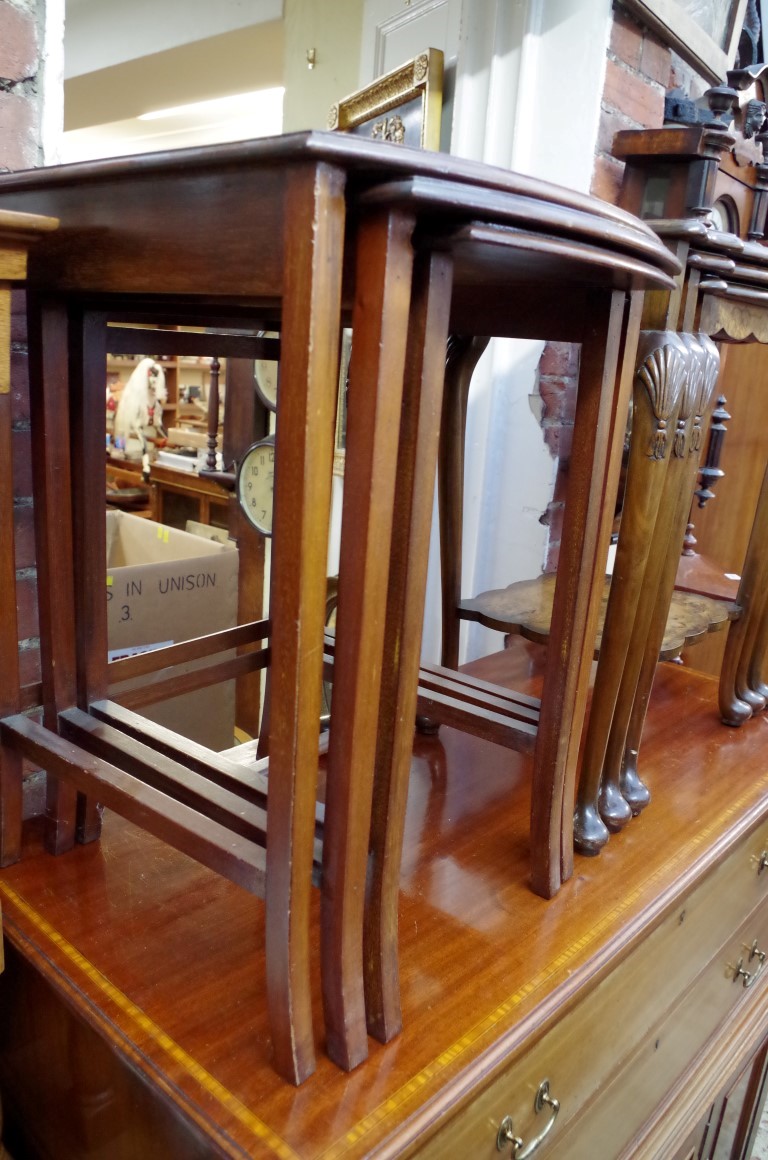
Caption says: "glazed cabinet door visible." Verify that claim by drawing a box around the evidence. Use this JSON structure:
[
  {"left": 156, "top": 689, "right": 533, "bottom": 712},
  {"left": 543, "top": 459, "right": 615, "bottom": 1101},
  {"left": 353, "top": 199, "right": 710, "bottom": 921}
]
[{"left": 671, "top": 1038, "right": 768, "bottom": 1160}]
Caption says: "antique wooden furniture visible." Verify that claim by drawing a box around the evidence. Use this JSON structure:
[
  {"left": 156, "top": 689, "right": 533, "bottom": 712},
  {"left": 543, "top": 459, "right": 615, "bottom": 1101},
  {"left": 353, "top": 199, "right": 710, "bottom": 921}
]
[
  {"left": 1, "top": 646, "right": 768, "bottom": 1157},
  {"left": 0, "top": 207, "right": 59, "bottom": 868},
  {"left": 0, "top": 133, "right": 676, "bottom": 1084},
  {"left": 148, "top": 462, "right": 229, "bottom": 530},
  {"left": 613, "top": 85, "right": 768, "bottom": 735}
]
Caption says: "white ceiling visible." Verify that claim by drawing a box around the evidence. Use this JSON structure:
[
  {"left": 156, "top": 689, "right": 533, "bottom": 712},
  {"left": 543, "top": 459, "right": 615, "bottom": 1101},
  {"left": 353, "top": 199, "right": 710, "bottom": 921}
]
[
  {"left": 64, "top": 0, "right": 282, "bottom": 78},
  {"left": 62, "top": 0, "right": 285, "bottom": 160}
]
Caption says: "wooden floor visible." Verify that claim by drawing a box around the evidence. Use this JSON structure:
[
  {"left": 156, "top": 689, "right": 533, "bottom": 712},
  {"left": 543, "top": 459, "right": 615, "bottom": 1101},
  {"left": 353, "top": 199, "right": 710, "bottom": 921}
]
[{"left": 1, "top": 641, "right": 768, "bottom": 1158}]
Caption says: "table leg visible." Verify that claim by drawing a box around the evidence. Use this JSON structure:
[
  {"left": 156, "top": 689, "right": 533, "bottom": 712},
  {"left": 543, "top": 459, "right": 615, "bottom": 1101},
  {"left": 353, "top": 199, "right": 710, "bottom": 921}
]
[
  {"left": 0, "top": 280, "right": 22, "bottom": 865},
  {"left": 321, "top": 206, "right": 416, "bottom": 1071},
  {"left": 573, "top": 331, "right": 688, "bottom": 853},
  {"left": 27, "top": 295, "right": 79, "bottom": 855},
  {"left": 747, "top": 587, "right": 768, "bottom": 704},
  {"left": 364, "top": 248, "right": 454, "bottom": 1045},
  {"left": 720, "top": 461, "right": 768, "bottom": 725},
  {"left": 70, "top": 309, "right": 108, "bottom": 844},
  {"left": 265, "top": 162, "right": 346, "bottom": 1085},
  {"left": 530, "top": 290, "right": 643, "bottom": 898},
  {"left": 606, "top": 336, "right": 720, "bottom": 811}
]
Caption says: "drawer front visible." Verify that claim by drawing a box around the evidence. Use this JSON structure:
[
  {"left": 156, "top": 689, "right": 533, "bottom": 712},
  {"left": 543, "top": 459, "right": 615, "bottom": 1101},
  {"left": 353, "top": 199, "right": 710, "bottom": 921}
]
[
  {"left": 414, "top": 821, "right": 768, "bottom": 1160},
  {"left": 550, "top": 897, "right": 768, "bottom": 1159}
]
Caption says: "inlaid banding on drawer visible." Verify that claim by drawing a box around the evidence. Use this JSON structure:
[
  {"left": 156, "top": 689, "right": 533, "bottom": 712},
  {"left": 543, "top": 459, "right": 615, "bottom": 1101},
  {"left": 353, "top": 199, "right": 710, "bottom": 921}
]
[{"left": 415, "top": 823, "right": 768, "bottom": 1159}]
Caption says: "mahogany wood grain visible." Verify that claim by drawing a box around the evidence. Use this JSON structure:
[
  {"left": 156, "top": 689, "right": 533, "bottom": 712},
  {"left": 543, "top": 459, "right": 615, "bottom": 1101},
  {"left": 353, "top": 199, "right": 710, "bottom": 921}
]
[
  {"left": 110, "top": 649, "right": 269, "bottom": 712},
  {"left": 2, "top": 647, "right": 768, "bottom": 1158},
  {"left": 70, "top": 309, "right": 110, "bottom": 845},
  {"left": 720, "top": 462, "right": 768, "bottom": 724},
  {"left": 0, "top": 284, "right": 21, "bottom": 866},
  {"left": 105, "top": 327, "right": 280, "bottom": 362},
  {"left": 364, "top": 247, "right": 453, "bottom": 1044},
  {"left": 265, "top": 161, "right": 346, "bottom": 1085},
  {"left": 321, "top": 206, "right": 416, "bottom": 1070},
  {"left": 322, "top": 638, "right": 540, "bottom": 750},
  {"left": 58, "top": 709, "right": 273, "bottom": 850},
  {"left": 0, "top": 714, "right": 267, "bottom": 892},
  {"left": 748, "top": 592, "right": 768, "bottom": 702},
  {"left": 26, "top": 295, "right": 79, "bottom": 856},
  {"left": 106, "top": 619, "right": 270, "bottom": 684},
  {"left": 532, "top": 291, "right": 644, "bottom": 895},
  {"left": 88, "top": 701, "right": 273, "bottom": 811}
]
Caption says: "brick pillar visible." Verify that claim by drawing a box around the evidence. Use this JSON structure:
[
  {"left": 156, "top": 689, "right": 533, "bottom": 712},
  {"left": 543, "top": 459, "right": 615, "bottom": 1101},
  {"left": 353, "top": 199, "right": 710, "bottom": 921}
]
[
  {"left": 541, "top": 2, "right": 709, "bottom": 573},
  {"left": 0, "top": 0, "right": 43, "bottom": 172}
]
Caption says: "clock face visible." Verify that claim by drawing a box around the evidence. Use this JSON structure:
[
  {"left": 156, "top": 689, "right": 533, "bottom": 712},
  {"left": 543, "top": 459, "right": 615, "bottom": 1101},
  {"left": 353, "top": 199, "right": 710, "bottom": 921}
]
[
  {"left": 254, "top": 331, "right": 279, "bottom": 411},
  {"left": 237, "top": 439, "right": 275, "bottom": 535}
]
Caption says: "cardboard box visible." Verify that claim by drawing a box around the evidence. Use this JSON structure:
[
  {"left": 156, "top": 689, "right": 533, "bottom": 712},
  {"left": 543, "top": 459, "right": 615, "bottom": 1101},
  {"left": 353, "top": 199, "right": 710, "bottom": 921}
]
[{"left": 106, "top": 511, "right": 239, "bottom": 750}]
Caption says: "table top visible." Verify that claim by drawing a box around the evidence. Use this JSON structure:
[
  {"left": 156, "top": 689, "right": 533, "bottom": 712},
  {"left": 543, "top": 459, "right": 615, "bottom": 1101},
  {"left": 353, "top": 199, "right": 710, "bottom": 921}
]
[
  {"left": 0, "top": 132, "right": 678, "bottom": 337},
  {"left": 1, "top": 644, "right": 767, "bottom": 1158}
]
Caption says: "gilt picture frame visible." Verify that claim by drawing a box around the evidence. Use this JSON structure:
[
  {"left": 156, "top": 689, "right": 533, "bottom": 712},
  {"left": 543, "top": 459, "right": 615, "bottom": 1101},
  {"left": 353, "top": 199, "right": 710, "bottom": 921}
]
[
  {"left": 623, "top": 0, "right": 749, "bottom": 83},
  {"left": 327, "top": 47, "right": 444, "bottom": 151}
]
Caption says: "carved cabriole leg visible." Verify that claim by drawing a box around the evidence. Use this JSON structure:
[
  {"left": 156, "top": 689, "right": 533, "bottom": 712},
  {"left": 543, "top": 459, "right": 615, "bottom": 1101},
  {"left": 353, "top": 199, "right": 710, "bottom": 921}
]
[
  {"left": 321, "top": 205, "right": 416, "bottom": 1071},
  {"left": 747, "top": 589, "right": 768, "bottom": 703},
  {"left": 0, "top": 280, "right": 23, "bottom": 865},
  {"left": 26, "top": 295, "right": 79, "bottom": 855},
  {"left": 530, "top": 290, "right": 643, "bottom": 898},
  {"left": 614, "top": 337, "right": 721, "bottom": 799},
  {"left": 719, "top": 462, "right": 768, "bottom": 725},
  {"left": 266, "top": 162, "right": 346, "bottom": 1085},
  {"left": 437, "top": 335, "right": 490, "bottom": 671},
  {"left": 572, "top": 331, "right": 687, "bottom": 855},
  {"left": 364, "top": 248, "right": 453, "bottom": 1045}
]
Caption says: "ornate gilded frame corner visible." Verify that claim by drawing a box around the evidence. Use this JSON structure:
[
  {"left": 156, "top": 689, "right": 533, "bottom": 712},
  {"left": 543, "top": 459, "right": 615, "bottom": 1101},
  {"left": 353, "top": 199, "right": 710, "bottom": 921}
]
[{"left": 328, "top": 48, "right": 444, "bottom": 150}]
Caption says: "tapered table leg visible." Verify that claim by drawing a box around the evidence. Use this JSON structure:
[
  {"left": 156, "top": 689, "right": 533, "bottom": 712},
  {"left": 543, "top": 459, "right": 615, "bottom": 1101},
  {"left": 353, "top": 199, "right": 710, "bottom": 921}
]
[
  {"left": 266, "top": 162, "right": 346, "bottom": 1085},
  {"left": 27, "top": 295, "right": 79, "bottom": 855},
  {"left": 364, "top": 248, "right": 454, "bottom": 1044},
  {"left": 321, "top": 206, "right": 416, "bottom": 1070},
  {"left": 530, "top": 290, "right": 644, "bottom": 897}
]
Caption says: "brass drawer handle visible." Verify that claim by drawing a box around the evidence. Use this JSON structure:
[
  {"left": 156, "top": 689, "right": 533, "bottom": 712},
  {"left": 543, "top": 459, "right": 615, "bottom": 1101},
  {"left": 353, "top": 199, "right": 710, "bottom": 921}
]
[
  {"left": 496, "top": 1080, "right": 560, "bottom": 1158},
  {"left": 734, "top": 940, "right": 767, "bottom": 988}
]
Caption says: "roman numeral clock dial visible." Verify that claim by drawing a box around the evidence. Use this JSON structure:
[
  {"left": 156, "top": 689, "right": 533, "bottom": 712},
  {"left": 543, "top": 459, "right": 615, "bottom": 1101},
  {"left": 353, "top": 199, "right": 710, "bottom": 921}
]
[{"left": 236, "top": 436, "right": 276, "bottom": 536}]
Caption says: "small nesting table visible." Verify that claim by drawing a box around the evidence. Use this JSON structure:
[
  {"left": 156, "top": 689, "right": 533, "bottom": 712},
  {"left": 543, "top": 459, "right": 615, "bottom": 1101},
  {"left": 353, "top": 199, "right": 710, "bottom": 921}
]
[{"left": 0, "top": 133, "right": 677, "bottom": 1084}]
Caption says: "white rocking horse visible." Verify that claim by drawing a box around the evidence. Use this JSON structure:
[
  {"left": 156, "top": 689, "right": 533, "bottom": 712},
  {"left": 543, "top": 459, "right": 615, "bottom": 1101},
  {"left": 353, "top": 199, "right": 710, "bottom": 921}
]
[{"left": 113, "top": 358, "right": 168, "bottom": 478}]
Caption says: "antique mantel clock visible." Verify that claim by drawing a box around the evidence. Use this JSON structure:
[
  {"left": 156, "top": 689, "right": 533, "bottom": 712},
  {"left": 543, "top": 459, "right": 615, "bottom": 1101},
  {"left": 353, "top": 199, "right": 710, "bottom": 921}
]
[{"left": 236, "top": 436, "right": 276, "bottom": 536}]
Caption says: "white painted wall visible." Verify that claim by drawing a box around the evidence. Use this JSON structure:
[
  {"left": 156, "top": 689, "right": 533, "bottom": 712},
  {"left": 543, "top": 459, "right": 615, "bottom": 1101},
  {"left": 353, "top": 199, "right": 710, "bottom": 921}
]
[
  {"left": 40, "top": 0, "right": 66, "bottom": 163},
  {"left": 63, "top": 0, "right": 282, "bottom": 78}
]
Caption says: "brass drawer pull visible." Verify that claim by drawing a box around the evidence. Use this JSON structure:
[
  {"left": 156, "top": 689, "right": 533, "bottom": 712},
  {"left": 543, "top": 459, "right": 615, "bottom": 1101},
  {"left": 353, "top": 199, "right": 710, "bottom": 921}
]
[
  {"left": 734, "top": 940, "right": 767, "bottom": 988},
  {"left": 496, "top": 1080, "right": 560, "bottom": 1158}
]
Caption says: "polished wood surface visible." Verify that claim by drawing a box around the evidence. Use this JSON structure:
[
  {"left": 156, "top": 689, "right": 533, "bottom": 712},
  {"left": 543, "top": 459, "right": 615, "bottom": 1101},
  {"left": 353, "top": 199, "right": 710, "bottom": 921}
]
[
  {"left": 2, "top": 644, "right": 768, "bottom": 1158},
  {"left": 460, "top": 572, "right": 733, "bottom": 660}
]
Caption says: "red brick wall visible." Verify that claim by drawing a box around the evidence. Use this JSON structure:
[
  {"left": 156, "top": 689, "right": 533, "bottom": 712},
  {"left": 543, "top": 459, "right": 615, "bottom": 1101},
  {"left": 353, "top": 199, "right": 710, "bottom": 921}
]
[
  {"left": 592, "top": 1, "right": 706, "bottom": 203},
  {"left": 540, "top": 1, "right": 710, "bottom": 572},
  {"left": 0, "top": 0, "right": 43, "bottom": 172}
]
